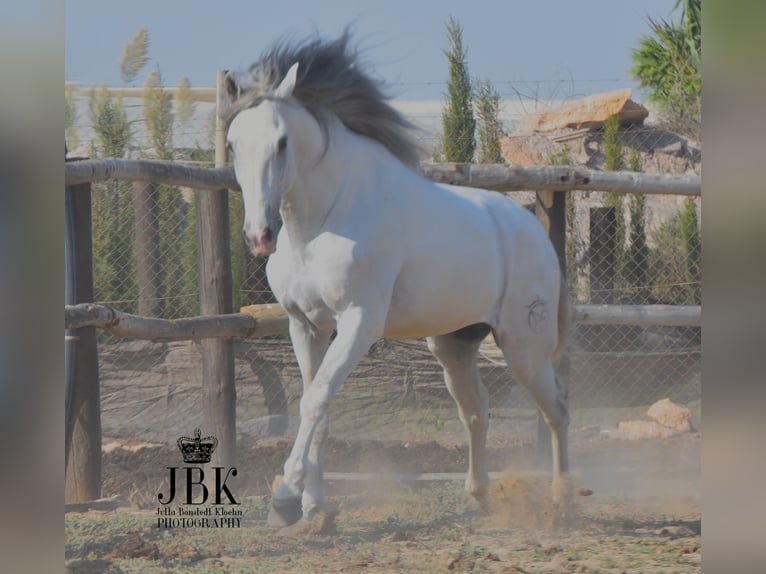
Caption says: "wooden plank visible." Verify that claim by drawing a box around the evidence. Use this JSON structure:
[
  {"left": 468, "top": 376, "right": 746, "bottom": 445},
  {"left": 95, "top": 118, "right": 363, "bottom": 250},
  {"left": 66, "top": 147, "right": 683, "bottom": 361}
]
[
  {"left": 66, "top": 160, "right": 702, "bottom": 196},
  {"left": 65, "top": 179, "right": 102, "bottom": 503},
  {"left": 239, "top": 303, "right": 291, "bottom": 335}
]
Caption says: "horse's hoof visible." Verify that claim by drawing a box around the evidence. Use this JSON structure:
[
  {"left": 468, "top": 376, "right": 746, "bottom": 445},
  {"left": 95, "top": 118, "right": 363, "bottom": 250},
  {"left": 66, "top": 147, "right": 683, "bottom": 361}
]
[
  {"left": 276, "top": 511, "right": 336, "bottom": 537},
  {"left": 472, "top": 491, "right": 491, "bottom": 514},
  {"left": 267, "top": 497, "right": 302, "bottom": 528},
  {"left": 468, "top": 482, "right": 491, "bottom": 513}
]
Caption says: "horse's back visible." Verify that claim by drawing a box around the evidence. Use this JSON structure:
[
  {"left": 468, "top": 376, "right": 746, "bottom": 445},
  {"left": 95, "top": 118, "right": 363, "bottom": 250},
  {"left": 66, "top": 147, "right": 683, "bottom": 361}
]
[
  {"left": 434, "top": 182, "right": 559, "bottom": 281},
  {"left": 381, "top": 178, "right": 557, "bottom": 339}
]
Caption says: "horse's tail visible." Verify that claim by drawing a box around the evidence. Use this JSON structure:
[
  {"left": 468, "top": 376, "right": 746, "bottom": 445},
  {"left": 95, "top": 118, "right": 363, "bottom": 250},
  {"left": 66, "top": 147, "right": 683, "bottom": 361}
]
[{"left": 553, "top": 272, "right": 571, "bottom": 365}]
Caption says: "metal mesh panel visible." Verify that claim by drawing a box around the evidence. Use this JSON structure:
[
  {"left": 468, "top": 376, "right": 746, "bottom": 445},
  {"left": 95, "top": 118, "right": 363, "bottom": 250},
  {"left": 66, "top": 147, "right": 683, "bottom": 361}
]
[
  {"left": 231, "top": 189, "right": 701, "bottom": 447},
  {"left": 90, "top": 184, "right": 700, "bottom": 450}
]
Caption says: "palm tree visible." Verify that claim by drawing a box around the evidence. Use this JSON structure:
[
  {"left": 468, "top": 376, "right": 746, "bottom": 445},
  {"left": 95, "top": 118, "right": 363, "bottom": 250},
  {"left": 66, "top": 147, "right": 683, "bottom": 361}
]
[{"left": 631, "top": 0, "right": 700, "bottom": 136}]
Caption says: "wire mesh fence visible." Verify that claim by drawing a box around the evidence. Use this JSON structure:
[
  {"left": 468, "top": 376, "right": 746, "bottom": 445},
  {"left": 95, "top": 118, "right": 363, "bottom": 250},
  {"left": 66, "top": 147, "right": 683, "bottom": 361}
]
[
  {"left": 71, "top": 83, "right": 700, "bottom": 456},
  {"left": 89, "top": 184, "right": 700, "bottom": 452}
]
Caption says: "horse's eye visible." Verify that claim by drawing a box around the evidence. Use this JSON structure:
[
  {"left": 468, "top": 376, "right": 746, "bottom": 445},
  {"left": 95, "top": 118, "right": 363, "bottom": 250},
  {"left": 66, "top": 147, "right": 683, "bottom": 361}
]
[{"left": 277, "top": 135, "right": 288, "bottom": 153}]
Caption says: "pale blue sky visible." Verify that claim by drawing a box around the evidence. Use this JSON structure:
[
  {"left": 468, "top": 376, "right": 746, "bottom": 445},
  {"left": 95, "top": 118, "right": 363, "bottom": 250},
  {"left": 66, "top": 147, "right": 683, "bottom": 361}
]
[{"left": 65, "top": 0, "right": 677, "bottom": 101}]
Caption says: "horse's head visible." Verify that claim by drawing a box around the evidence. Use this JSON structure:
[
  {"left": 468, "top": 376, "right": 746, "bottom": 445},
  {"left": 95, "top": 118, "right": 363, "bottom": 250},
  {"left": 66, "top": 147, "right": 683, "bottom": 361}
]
[{"left": 225, "top": 63, "right": 301, "bottom": 256}]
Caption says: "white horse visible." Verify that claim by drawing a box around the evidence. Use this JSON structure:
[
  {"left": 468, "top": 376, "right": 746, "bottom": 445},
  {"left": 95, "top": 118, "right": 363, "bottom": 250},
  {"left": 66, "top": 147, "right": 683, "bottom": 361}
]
[{"left": 223, "top": 32, "right": 570, "bottom": 529}]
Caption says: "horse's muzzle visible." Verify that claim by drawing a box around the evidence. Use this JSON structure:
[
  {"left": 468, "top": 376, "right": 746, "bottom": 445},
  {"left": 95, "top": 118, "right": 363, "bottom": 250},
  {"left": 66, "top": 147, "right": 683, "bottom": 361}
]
[{"left": 248, "top": 227, "right": 276, "bottom": 256}]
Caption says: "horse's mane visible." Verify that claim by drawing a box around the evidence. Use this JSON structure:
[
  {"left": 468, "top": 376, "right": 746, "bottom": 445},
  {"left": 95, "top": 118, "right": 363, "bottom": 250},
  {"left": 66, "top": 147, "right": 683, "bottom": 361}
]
[{"left": 222, "top": 29, "right": 423, "bottom": 167}]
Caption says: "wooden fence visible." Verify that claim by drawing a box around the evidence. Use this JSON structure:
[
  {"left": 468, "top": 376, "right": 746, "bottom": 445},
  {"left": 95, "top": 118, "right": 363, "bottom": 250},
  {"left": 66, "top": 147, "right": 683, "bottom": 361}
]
[{"left": 64, "top": 158, "right": 701, "bottom": 503}]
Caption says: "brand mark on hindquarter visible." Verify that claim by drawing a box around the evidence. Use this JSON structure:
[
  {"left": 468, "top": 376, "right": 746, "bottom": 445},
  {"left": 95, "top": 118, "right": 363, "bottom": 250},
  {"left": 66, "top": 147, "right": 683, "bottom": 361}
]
[{"left": 526, "top": 298, "right": 548, "bottom": 333}]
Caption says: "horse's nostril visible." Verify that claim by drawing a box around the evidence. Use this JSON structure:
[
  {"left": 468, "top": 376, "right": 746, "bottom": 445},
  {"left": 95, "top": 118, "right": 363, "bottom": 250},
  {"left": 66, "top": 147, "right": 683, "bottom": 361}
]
[{"left": 263, "top": 227, "right": 274, "bottom": 242}]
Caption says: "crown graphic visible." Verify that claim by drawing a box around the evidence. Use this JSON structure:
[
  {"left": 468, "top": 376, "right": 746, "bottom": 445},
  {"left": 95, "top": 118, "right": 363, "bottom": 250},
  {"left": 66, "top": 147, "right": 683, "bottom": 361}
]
[{"left": 177, "top": 428, "right": 218, "bottom": 464}]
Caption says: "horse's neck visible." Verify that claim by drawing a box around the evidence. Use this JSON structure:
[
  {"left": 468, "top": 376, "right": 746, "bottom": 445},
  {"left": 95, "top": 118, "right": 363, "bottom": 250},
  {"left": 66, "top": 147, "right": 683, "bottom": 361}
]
[{"left": 281, "top": 121, "right": 383, "bottom": 247}]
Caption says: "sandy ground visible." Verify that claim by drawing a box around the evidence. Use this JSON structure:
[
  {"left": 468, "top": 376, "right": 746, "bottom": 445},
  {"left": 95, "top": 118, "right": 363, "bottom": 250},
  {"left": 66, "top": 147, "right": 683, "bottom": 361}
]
[{"left": 67, "top": 433, "right": 700, "bottom": 573}]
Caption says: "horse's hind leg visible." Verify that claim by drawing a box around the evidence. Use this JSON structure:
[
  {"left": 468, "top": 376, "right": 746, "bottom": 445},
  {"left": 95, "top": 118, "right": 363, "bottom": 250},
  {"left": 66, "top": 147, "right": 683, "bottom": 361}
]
[
  {"left": 496, "top": 331, "right": 570, "bottom": 505},
  {"left": 427, "top": 324, "right": 491, "bottom": 507}
]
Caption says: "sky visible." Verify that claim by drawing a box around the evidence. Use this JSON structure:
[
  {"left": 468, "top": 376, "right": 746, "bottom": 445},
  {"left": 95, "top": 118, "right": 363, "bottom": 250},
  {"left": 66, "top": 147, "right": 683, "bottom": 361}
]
[{"left": 65, "top": 0, "right": 678, "bottom": 102}]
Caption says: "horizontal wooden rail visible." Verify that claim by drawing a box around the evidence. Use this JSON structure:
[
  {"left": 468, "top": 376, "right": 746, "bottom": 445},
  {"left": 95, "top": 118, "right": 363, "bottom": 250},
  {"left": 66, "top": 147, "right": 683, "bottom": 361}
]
[
  {"left": 418, "top": 164, "right": 701, "bottom": 196},
  {"left": 65, "top": 303, "right": 288, "bottom": 342},
  {"left": 65, "top": 302, "right": 700, "bottom": 341},
  {"left": 65, "top": 159, "right": 701, "bottom": 196},
  {"left": 573, "top": 304, "right": 701, "bottom": 327},
  {"left": 65, "top": 158, "right": 238, "bottom": 190}
]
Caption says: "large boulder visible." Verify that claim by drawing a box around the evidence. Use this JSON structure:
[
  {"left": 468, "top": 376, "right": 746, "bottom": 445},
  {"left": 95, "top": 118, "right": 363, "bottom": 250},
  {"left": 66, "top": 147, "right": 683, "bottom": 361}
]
[
  {"left": 647, "top": 398, "right": 693, "bottom": 432},
  {"left": 517, "top": 88, "right": 648, "bottom": 134},
  {"left": 611, "top": 398, "right": 695, "bottom": 440},
  {"left": 612, "top": 419, "right": 682, "bottom": 440}
]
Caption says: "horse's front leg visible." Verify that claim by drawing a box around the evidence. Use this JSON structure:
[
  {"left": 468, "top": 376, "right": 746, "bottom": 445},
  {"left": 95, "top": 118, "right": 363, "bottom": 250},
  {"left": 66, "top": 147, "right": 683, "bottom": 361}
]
[
  {"left": 269, "top": 306, "right": 384, "bottom": 527},
  {"left": 267, "top": 316, "right": 331, "bottom": 528}
]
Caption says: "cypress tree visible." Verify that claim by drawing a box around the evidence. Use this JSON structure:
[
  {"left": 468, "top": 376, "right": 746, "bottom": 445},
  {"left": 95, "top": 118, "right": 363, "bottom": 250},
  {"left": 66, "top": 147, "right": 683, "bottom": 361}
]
[
  {"left": 442, "top": 16, "right": 475, "bottom": 163},
  {"left": 475, "top": 79, "right": 504, "bottom": 164},
  {"left": 602, "top": 115, "right": 627, "bottom": 299}
]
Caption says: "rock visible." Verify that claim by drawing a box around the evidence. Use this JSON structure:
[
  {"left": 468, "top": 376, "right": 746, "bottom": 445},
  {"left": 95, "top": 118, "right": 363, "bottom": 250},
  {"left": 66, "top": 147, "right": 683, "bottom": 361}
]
[
  {"left": 501, "top": 135, "right": 545, "bottom": 165},
  {"left": 517, "top": 89, "right": 648, "bottom": 134},
  {"left": 612, "top": 420, "right": 681, "bottom": 440},
  {"left": 655, "top": 139, "right": 687, "bottom": 156},
  {"left": 647, "top": 398, "right": 692, "bottom": 432}
]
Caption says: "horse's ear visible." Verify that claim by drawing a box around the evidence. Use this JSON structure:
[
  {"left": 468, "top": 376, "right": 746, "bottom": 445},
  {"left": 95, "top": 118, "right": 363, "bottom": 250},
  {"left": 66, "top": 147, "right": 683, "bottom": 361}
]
[
  {"left": 224, "top": 71, "right": 240, "bottom": 103},
  {"left": 273, "top": 62, "right": 299, "bottom": 99}
]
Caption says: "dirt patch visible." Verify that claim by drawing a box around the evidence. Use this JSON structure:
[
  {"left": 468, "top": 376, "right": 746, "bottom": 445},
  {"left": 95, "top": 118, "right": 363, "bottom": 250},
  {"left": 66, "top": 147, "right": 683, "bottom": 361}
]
[
  {"left": 79, "top": 435, "right": 700, "bottom": 572},
  {"left": 68, "top": 478, "right": 701, "bottom": 574},
  {"left": 101, "top": 436, "right": 532, "bottom": 508},
  {"left": 100, "top": 432, "right": 700, "bottom": 514},
  {"left": 490, "top": 470, "right": 559, "bottom": 531}
]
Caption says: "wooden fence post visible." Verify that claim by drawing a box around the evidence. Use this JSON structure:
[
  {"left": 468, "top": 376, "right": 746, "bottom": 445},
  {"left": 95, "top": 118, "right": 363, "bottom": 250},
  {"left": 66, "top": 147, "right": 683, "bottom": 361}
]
[
  {"left": 195, "top": 71, "right": 236, "bottom": 468},
  {"left": 535, "top": 190, "right": 567, "bottom": 273},
  {"left": 589, "top": 207, "right": 617, "bottom": 305},
  {"left": 589, "top": 207, "right": 618, "bottom": 353},
  {"left": 65, "top": 175, "right": 102, "bottom": 502},
  {"left": 535, "top": 190, "right": 568, "bottom": 457}
]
